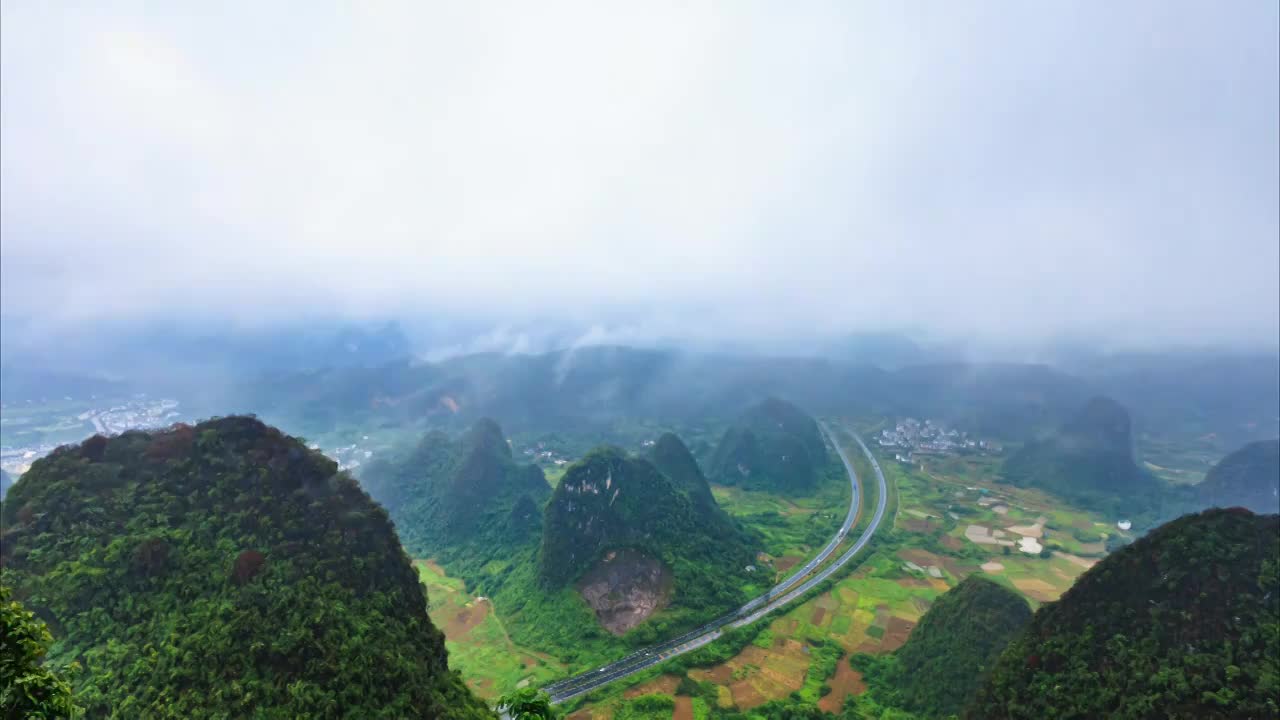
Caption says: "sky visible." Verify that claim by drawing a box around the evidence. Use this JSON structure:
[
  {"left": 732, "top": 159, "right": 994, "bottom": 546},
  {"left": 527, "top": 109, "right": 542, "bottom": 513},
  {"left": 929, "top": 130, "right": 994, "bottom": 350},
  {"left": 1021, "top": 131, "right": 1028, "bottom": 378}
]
[{"left": 2, "top": 1, "right": 1278, "bottom": 354}]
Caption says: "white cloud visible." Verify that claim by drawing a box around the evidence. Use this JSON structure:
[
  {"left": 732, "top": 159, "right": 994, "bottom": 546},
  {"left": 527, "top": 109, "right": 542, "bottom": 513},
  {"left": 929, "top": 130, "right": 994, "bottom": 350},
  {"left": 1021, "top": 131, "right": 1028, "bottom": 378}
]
[{"left": 2, "top": 1, "right": 1276, "bottom": 349}]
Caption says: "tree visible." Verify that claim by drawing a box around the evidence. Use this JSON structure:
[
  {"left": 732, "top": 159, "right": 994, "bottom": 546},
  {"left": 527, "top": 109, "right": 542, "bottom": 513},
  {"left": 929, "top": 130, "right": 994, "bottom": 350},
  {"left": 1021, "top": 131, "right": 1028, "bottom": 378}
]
[
  {"left": 495, "top": 688, "right": 559, "bottom": 719},
  {"left": 0, "top": 586, "right": 81, "bottom": 719}
]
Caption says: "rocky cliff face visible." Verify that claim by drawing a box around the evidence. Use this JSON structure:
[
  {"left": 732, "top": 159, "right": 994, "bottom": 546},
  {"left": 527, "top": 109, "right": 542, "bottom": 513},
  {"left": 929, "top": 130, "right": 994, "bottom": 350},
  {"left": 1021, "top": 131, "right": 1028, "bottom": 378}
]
[
  {"left": 539, "top": 444, "right": 758, "bottom": 633},
  {"left": 577, "top": 548, "right": 674, "bottom": 634}
]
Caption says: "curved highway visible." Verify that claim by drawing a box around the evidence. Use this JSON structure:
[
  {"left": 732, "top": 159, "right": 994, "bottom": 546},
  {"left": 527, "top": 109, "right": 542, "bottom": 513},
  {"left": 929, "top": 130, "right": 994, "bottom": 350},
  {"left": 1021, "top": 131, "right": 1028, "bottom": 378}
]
[{"left": 543, "top": 424, "right": 889, "bottom": 705}]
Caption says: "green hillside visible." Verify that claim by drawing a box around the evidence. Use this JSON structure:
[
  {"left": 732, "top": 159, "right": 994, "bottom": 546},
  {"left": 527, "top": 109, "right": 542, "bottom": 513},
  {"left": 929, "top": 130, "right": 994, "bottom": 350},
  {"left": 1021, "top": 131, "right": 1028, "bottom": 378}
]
[
  {"left": 647, "top": 432, "right": 740, "bottom": 527},
  {"left": 360, "top": 418, "right": 551, "bottom": 572},
  {"left": 1197, "top": 439, "right": 1279, "bottom": 514},
  {"left": 854, "top": 576, "right": 1032, "bottom": 718},
  {"left": 0, "top": 417, "right": 490, "bottom": 719},
  {"left": 967, "top": 508, "right": 1280, "bottom": 719},
  {"left": 539, "top": 447, "right": 758, "bottom": 618},
  {"left": 708, "top": 397, "right": 829, "bottom": 491},
  {"left": 1001, "top": 396, "right": 1163, "bottom": 513}
]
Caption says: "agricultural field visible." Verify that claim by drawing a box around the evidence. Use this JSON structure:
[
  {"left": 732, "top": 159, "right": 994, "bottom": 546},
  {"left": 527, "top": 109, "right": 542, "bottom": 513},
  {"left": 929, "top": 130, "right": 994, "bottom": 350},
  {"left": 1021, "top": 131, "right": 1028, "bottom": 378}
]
[
  {"left": 415, "top": 560, "right": 569, "bottom": 700},
  {"left": 711, "top": 460, "right": 851, "bottom": 580},
  {"left": 1135, "top": 431, "right": 1224, "bottom": 485},
  {"left": 564, "top": 422, "right": 1117, "bottom": 717}
]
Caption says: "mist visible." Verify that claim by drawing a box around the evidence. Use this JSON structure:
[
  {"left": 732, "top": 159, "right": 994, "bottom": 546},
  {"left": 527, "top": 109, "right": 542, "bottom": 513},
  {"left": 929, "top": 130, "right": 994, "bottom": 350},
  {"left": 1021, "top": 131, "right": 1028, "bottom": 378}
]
[{"left": 2, "top": 1, "right": 1277, "bottom": 353}]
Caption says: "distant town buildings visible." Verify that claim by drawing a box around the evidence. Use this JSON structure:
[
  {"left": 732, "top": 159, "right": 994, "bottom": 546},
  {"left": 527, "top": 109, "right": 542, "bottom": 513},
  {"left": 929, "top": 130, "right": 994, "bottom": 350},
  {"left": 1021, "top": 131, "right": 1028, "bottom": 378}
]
[
  {"left": 520, "top": 442, "right": 572, "bottom": 467},
  {"left": 1, "top": 397, "right": 182, "bottom": 476},
  {"left": 878, "top": 418, "right": 1002, "bottom": 463}
]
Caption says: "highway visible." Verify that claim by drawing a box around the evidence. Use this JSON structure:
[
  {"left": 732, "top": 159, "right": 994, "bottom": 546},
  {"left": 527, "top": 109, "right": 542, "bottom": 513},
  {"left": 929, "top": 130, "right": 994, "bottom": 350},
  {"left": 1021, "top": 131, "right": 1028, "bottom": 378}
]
[{"left": 542, "top": 424, "right": 890, "bottom": 705}]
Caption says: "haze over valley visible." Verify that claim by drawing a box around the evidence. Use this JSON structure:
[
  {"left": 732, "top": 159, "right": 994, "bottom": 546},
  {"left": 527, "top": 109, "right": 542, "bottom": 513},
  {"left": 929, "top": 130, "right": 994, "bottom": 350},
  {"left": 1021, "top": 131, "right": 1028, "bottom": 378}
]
[{"left": 1, "top": 2, "right": 1277, "bottom": 719}]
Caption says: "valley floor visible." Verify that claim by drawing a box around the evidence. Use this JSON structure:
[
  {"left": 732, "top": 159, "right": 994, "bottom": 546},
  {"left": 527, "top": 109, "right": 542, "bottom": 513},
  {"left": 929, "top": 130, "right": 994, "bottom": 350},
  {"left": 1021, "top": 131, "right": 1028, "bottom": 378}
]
[
  {"left": 553, "top": 422, "right": 1118, "bottom": 718},
  {"left": 415, "top": 418, "right": 1120, "bottom": 717}
]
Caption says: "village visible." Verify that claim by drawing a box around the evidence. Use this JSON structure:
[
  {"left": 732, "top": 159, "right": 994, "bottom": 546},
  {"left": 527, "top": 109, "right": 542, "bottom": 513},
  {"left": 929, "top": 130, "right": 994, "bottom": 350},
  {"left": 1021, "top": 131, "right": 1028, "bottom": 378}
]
[
  {"left": 1, "top": 396, "right": 183, "bottom": 477},
  {"left": 877, "top": 417, "right": 1002, "bottom": 464}
]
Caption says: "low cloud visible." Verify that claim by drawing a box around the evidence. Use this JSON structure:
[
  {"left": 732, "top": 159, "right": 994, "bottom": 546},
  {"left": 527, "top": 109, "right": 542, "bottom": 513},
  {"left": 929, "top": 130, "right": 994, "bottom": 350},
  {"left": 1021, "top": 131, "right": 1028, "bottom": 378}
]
[{"left": 2, "top": 2, "right": 1277, "bottom": 351}]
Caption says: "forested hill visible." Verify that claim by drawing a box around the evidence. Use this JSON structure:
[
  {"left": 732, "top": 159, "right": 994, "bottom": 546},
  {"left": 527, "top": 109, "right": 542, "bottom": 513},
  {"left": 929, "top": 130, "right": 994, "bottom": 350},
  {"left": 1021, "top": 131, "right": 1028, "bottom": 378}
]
[
  {"left": 539, "top": 447, "right": 757, "bottom": 611},
  {"left": 0, "top": 416, "right": 490, "bottom": 719},
  {"left": 708, "top": 397, "right": 829, "bottom": 491},
  {"left": 967, "top": 508, "right": 1280, "bottom": 719},
  {"left": 647, "top": 432, "right": 726, "bottom": 516},
  {"left": 1197, "top": 438, "right": 1280, "bottom": 514},
  {"left": 1001, "top": 396, "right": 1162, "bottom": 513},
  {"left": 359, "top": 418, "right": 550, "bottom": 571},
  {"left": 854, "top": 576, "right": 1032, "bottom": 718}
]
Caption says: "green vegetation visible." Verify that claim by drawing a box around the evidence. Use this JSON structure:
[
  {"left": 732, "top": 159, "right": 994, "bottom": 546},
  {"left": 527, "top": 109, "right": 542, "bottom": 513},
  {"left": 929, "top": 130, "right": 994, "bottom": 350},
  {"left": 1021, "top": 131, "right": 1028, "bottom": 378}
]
[
  {"left": 1001, "top": 396, "right": 1163, "bottom": 515},
  {"left": 648, "top": 432, "right": 726, "bottom": 514},
  {"left": 1, "top": 585, "right": 81, "bottom": 719},
  {"left": 853, "top": 576, "right": 1031, "bottom": 717},
  {"left": 1197, "top": 438, "right": 1279, "bottom": 514},
  {"left": 414, "top": 561, "right": 568, "bottom": 700},
  {"left": 367, "top": 428, "right": 764, "bottom": 679},
  {"left": 361, "top": 419, "right": 550, "bottom": 571},
  {"left": 495, "top": 688, "right": 559, "bottom": 719},
  {"left": 613, "top": 694, "right": 675, "bottom": 720},
  {"left": 967, "top": 508, "right": 1280, "bottom": 719},
  {"left": 712, "top": 458, "right": 849, "bottom": 564},
  {"left": 709, "top": 398, "right": 828, "bottom": 492},
  {"left": 539, "top": 446, "right": 757, "bottom": 614},
  {"left": 0, "top": 417, "right": 490, "bottom": 719}
]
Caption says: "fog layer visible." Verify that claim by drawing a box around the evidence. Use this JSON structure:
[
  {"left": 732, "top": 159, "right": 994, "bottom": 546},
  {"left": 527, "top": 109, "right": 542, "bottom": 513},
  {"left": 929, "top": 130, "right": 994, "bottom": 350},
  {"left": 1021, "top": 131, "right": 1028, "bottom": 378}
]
[{"left": 2, "top": 2, "right": 1277, "bottom": 349}]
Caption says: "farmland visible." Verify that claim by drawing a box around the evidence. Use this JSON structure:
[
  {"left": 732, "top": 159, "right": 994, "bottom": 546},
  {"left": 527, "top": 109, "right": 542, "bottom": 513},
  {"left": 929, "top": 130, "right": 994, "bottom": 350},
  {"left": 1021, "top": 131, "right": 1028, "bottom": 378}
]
[
  {"left": 415, "top": 560, "right": 569, "bottom": 700},
  {"left": 564, "top": 421, "right": 1114, "bottom": 717}
]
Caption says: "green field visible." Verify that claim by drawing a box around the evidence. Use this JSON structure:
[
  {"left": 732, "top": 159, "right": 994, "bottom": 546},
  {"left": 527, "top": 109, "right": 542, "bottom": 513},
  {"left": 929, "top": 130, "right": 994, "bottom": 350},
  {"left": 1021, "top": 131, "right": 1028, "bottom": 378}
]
[
  {"left": 383, "top": 417, "right": 1116, "bottom": 717},
  {"left": 712, "top": 456, "right": 851, "bottom": 581},
  {"left": 564, "top": 420, "right": 1113, "bottom": 717},
  {"left": 416, "top": 560, "right": 570, "bottom": 700}
]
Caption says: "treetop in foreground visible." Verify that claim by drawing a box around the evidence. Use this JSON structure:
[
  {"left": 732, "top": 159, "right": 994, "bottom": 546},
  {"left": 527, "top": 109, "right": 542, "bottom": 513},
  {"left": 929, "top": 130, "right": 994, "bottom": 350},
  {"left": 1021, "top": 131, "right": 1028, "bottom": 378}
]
[{"left": 0, "top": 416, "right": 491, "bottom": 719}]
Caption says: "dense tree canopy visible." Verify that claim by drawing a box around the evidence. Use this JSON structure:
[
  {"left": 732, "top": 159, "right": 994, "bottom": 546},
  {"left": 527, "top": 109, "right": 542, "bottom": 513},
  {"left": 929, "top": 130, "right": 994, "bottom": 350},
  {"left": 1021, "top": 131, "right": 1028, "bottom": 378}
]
[
  {"left": 360, "top": 418, "right": 550, "bottom": 571},
  {"left": 0, "top": 585, "right": 81, "bottom": 719},
  {"left": 854, "top": 575, "right": 1032, "bottom": 717},
  {"left": 967, "top": 508, "right": 1280, "bottom": 719},
  {"left": 540, "top": 447, "right": 757, "bottom": 599},
  {"left": 708, "top": 397, "right": 829, "bottom": 491},
  {"left": 0, "top": 417, "right": 490, "bottom": 719},
  {"left": 1001, "top": 396, "right": 1163, "bottom": 514}
]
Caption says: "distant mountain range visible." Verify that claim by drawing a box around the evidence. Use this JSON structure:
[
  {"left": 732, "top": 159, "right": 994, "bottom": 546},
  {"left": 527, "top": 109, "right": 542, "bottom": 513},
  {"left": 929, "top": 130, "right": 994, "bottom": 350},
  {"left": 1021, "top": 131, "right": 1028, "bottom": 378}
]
[{"left": 4, "top": 329, "right": 1275, "bottom": 454}]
